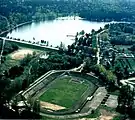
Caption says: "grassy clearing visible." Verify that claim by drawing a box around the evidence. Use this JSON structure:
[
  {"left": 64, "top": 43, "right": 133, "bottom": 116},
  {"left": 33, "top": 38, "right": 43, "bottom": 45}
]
[
  {"left": 39, "top": 77, "right": 89, "bottom": 108},
  {"left": 1, "top": 46, "right": 42, "bottom": 71}
]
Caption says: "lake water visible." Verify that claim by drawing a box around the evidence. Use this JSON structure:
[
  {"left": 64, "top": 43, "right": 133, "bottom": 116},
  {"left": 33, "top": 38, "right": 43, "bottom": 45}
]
[{"left": 7, "top": 16, "right": 109, "bottom": 47}]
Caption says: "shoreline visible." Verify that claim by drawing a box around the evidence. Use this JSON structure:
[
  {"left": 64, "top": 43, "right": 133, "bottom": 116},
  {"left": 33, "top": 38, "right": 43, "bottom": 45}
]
[
  {"left": 0, "top": 21, "right": 33, "bottom": 37},
  {"left": 1, "top": 16, "right": 135, "bottom": 37}
]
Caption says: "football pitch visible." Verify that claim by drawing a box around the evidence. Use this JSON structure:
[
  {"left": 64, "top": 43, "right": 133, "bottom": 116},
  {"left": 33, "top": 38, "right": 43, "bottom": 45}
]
[{"left": 39, "top": 76, "right": 90, "bottom": 108}]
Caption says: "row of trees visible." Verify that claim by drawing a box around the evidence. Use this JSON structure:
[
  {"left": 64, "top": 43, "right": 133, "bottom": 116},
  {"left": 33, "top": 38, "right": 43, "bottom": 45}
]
[{"left": 82, "top": 57, "right": 116, "bottom": 85}]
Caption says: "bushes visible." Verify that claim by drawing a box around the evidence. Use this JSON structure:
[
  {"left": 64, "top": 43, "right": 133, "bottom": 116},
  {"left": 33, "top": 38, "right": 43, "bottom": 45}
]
[
  {"left": 90, "top": 64, "right": 116, "bottom": 84},
  {"left": 8, "top": 65, "right": 24, "bottom": 78},
  {"left": 0, "top": 41, "right": 18, "bottom": 55},
  {"left": 20, "top": 54, "right": 33, "bottom": 66}
]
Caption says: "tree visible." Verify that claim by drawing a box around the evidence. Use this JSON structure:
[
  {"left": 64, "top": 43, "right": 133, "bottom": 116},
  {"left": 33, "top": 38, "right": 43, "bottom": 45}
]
[
  {"left": 33, "top": 99, "right": 40, "bottom": 114},
  {"left": 124, "top": 65, "right": 129, "bottom": 79},
  {"left": 117, "top": 85, "right": 134, "bottom": 115},
  {"left": 106, "top": 61, "right": 111, "bottom": 70},
  {"left": 112, "top": 51, "right": 115, "bottom": 66},
  {"left": 8, "top": 66, "right": 24, "bottom": 78},
  {"left": 46, "top": 41, "right": 49, "bottom": 46},
  {"left": 80, "top": 30, "right": 85, "bottom": 35},
  {"left": 104, "top": 24, "right": 109, "bottom": 29},
  {"left": 91, "top": 64, "right": 116, "bottom": 85},
  {"left": 101, "top": 33, "right": 109, "bottom": 41},
  {"left": 115, "top": 66, "right": 124, "bottom": 85},
  {"left": 20, "top": 54, "right": 33, "bottom": 66},
  {"left": 22, "top": 79, "right": 28, "bottom": 90}
]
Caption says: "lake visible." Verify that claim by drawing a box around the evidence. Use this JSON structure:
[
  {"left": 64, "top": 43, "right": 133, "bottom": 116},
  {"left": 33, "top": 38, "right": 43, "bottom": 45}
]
[{"left": 7, "top": 16, "right": 109, "bottom": 47}]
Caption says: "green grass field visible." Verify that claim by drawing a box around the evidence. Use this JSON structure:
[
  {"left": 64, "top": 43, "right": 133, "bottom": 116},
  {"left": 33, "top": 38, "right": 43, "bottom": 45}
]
[{"left": 39, "top": 77, "right": 89, "bottom": 108}]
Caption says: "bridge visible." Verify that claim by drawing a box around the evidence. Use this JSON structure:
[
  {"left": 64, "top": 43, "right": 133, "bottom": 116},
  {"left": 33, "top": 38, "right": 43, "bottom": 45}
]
[{"left": 0, "top": 37, "right": 59, "bottom": 51}]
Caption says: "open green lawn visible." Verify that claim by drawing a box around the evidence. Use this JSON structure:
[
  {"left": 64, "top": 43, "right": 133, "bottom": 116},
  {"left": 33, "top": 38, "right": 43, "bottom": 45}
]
[{"left": 39, "top": 77, "right": 89, "bottom": 108}]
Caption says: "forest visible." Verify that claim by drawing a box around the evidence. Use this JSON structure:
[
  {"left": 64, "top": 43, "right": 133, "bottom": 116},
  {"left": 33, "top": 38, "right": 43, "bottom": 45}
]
[{"left": 1, "top": 0, "right": 135, "bottom": 33}]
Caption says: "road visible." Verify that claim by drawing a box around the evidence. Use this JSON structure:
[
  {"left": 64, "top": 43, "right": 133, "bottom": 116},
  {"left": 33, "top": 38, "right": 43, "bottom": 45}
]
[
  {"left": 0, "top": 37, "right": 59, "bottom": 51},
  {"left": 120, "top": 77, "right": 135, "bottom": 90},
  {"left": 71, "top": 62, "right": 85, "bottom": 72},
  {"left": 96, "top": 30, "right": 107, "bottom": 64},
  {"left": 0, "top": 38, "right": 5, "bottom": 64}
]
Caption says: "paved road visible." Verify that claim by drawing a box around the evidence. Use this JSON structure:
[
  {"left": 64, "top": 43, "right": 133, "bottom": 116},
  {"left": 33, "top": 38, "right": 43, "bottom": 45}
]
[
  {"left": 0, "top": 37, "right": 59, "bottom": 51},
  {"left": 71, "top": 62, "right": 85, "bottom": 72},
  {"left": 120, "top": 77, "right": 135, "bottom": 90},
  {"left": 96, "top": 30, "right": 107, "bottom": 64}
]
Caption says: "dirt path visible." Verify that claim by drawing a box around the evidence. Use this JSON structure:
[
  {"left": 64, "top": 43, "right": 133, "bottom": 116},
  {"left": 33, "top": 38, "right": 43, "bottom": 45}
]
[{"left": 40, "top": 101, "right": 66, "bottom": 111}]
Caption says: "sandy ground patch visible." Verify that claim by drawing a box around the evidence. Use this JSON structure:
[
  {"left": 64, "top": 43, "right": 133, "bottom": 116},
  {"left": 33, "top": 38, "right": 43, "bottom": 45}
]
[
  {"left": 77, "top": 118, "right": 98, "bottom": 120},
  {"left": 40, "top": 101, "right": 66, "bottom": 111},
  {"left": 11, "top": 49, "right": 34, "bottom": 60},
  {"left": 99, "top": 109, "right": 116, "bottom": 120}
]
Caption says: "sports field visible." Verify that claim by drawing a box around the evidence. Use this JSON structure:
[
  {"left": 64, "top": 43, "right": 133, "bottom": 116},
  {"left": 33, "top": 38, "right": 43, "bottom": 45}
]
[{"left": 39, "top": 76, "right": 89, "bottom": 108}]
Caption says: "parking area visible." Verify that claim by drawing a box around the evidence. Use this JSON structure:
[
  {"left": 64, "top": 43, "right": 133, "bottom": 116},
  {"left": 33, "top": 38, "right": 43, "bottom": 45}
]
[{"left": 105, "top": 95, "right": 118, "bottom": 109}]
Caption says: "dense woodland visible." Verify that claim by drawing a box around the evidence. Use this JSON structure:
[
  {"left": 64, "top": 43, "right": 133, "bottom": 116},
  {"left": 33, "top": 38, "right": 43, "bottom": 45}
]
[
  {"left": 107, "top": 23, "right": 135, "bottom": 52},
  {"left": 1, "top": 0, "right": 135, "bottom": 32},
  {"left": 109, "top": 23, "right": 135, "bottom": 45}
]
